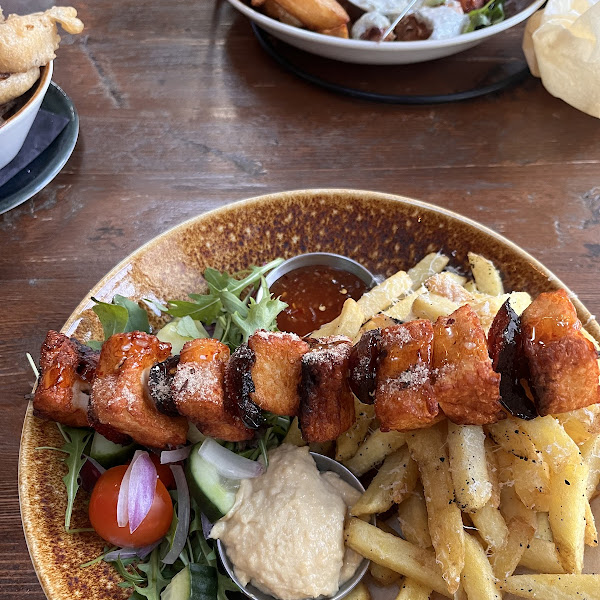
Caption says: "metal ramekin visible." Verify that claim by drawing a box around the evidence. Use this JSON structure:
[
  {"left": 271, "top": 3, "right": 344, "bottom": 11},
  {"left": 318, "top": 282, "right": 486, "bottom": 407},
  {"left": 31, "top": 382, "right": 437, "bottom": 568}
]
[{"left": 216, "top": 452, "right": 370, "bottom": 600}]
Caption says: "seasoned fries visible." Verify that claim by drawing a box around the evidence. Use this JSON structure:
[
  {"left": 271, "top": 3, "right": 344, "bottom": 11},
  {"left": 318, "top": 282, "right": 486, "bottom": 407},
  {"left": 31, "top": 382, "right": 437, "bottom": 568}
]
[
  {"left": 344, "top": 518, "right": 451, "bottom": 597},
  {"left": 350, "top": 446, "right": 417, "bottom": 516},
  {"left": 447, "top": 423, "right": 492, "bottom": 512},
  {"left": 343, "top": 429, "right": 406, "bottom": 477},
  {"left": 500, "top": 574, "right": 600, "bottom": 599},
  {"left": 323, "top": 253, "right": 599, "bottom": 600},
  {"left": 407, "top": 424, "right": 465, "bottom": 593}
]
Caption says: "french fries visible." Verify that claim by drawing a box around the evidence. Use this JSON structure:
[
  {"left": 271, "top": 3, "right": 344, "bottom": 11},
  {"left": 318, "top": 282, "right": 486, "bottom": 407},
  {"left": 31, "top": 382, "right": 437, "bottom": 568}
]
[
  {"left": 499, "top": 574, "right": 600, "bottom": 599},
  {"left": 447, "top": 423, "right": 492, "bottom": 512},
  {"left": 343, "top": 429, "right": 406, "bottom": 477},
  {"left": 461, "top": 533, "right": 502, "bottom": 600},
  {"left": 407, "top": 424, "right": 465, "bottom": 593},
  {"left": 350, "top": 446, "right": 418, "bottom": 516},
  {"left": 468, "top": 252, "right": 504, "bottom": 296},
  {"left": 490, "top": 517, "right": 536, "bottom": 579},
  {"left": 310, "top": 252, "right": 600, "bottom": 600},
  {"left": 335, "top": 399, "right": 375, "bottom": 462},
  {"left": 344, "top": 581, "right": 371, "bottom": 600},
  {"left": 356, "top": 271, "right": 412, "bottom": 321},
  {"left": 518, "top": 416, "right": 589, "bottom": 573},
  {"left": 396, "top": 579, "right": 432, "bottom": 600},
  {"left": 397, "top": 483, "right": 432, "bottom": 548},
  {"left": 344, "top": 518, "right": 451, "bottom": 597}
]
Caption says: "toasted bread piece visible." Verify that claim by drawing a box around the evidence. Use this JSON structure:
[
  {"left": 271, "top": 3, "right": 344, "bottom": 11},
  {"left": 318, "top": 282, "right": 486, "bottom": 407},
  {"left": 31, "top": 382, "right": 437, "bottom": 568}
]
[
  {"left": 432, "top": 305, "right": 504, "bottom": 425},
  {"left": 521, "top": 289, "right": 600, "bottom": 415},
  {"left": 90, "top": 332, "right": 187, "bottom": 449},
  {"left": 375, "top": 320, "right": 441, "bottom": 431},
  {"left": 299, "top": 336, "right": 355, "bottom": 442},
  {"left": 33, "top": 330, "right": 98, "bottom": 427},
  {"left": 173, "top": 339, "right": 253, "bottom": 442},
  {"left": 248, "top": 330, "right": 309, "bottom": 416}
]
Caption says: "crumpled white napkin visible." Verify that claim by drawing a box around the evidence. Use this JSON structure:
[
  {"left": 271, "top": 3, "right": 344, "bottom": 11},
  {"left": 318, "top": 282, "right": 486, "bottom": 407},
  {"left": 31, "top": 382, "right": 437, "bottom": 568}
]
[{"left": 523, "top": 0, "right": 600, "bottom": 118}]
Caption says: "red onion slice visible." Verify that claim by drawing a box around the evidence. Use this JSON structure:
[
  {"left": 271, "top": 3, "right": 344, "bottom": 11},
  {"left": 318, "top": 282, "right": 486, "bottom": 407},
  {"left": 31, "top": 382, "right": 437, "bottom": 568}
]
[
  {"left": 116, "top": 450, "right": 143, "bottom": 528},
  {"left": 104, "top": 540, "right": 160, "bottom": 562},
  {"left": 160, "top": 446, "right": 192, "bottom": 464},
  {"left": 127, "top": 452, "right": 158, "bottom": 534},
  {"left": 162, "top": 465, "right": 190, "bottom": 565},
  {"left": 197, "top": 438, "right": 264, "bottom": 480}
]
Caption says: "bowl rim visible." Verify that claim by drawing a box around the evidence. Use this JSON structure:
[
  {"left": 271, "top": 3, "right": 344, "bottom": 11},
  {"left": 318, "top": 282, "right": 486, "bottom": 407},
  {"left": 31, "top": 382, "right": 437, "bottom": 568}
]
[
  {"left": 226, "top": 0, "right": 545, "bottom": 50},
  {"left": 1, "top": 61, "right": 53, "bottom": 132}
]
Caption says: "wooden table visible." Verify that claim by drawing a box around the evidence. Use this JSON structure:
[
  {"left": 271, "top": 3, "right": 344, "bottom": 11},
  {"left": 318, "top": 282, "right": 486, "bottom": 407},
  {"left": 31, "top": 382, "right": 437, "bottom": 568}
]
[{"left": 1, "top": 0, "right": 599, "bottom": 597}]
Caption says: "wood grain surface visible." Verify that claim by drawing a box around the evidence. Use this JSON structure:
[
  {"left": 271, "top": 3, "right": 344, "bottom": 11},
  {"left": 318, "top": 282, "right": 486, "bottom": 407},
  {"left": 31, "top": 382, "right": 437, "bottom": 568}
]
[{"left": 0, "top": 0, "right": 599, "bottom": 597}]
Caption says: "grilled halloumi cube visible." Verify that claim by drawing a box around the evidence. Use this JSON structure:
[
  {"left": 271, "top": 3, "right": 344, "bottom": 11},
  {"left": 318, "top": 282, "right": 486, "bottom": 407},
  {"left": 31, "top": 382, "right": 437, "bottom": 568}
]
[
  {"left": 375, "top": 320, "right": 441, "bottom": 431},
  {"left": 90, "top": 332, "right": 187, "bottom": 449},
  {"left": 521, "top": 289, "right": 600, "bottom": 415},
  {"left": 432, "top": 305, "right": 504, "bottom": 425},
  {"left": 33, "top": 330, "right": 98, "bottom": 428},
  {"left": 247, "top": 330, "right": 309, "bottom": 416},
  {"left": 299, "top": 336, "right": 355, "bottom": 442},
  {"left": 173, "top": 338, "right": 253, "bottom": 442}
]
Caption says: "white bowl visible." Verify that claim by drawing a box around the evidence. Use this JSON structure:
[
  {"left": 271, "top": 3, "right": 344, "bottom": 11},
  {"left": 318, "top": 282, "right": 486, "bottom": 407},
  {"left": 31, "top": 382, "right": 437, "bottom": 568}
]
[
  {"left": 0, "top": 61, "right": 53, "bottom": 170},
  {"left": 226, "top": 0, "right": 545, "bottom": 64}
]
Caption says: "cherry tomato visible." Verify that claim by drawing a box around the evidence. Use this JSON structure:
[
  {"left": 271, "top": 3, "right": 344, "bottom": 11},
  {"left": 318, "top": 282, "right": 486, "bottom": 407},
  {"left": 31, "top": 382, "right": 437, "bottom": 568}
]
[
  {"left": 148, "top": 453, "right": 176, "bottom": 489},
  {"left": 89, "top": 465, "right": 173, "bottom": 548}
]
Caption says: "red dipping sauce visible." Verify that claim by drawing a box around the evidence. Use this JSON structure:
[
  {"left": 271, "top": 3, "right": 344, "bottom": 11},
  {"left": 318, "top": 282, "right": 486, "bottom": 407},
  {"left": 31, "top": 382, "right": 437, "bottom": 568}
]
[{"left": 270, "top": 265, "right": 369, "bottom": 337}]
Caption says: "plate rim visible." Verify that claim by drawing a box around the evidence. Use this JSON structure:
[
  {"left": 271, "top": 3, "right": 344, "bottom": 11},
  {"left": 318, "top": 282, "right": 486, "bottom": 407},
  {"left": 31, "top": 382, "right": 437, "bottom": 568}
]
[{"left": 18, "top": 188, "right": 600, "bottom": 600}]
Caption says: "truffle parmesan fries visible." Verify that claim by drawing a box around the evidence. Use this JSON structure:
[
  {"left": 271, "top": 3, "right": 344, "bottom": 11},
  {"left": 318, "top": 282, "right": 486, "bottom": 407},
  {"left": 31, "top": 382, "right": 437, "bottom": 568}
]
[{"left": 30, "top": 252, "right": 600, "bottom": 600}]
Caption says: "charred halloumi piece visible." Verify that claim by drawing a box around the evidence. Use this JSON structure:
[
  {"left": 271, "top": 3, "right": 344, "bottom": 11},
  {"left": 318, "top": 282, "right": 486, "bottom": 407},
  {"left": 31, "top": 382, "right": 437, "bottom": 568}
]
[
  {"left": 521, "top": 289, "right": 600, "bottom": 415},
  {"left": 247, "top": 330, "right": 310, "bottom": 416},
  {"left": 299, "top": 336, "right": 355, "bottom": 442},
  {"left": 375, "top": 320, "right": 441, "bottom": 431},
  {"left": 172, "top": 338, "right": 253, "bottom": 442},
  {"left": 432, "top": 305, "right": 504, "bottom": 425},
  {"left": 90, "top": 332, "right": 187, "bottom": 449},
  {"left": 33, "top": 330, "right": 98, "bottom": 428}
]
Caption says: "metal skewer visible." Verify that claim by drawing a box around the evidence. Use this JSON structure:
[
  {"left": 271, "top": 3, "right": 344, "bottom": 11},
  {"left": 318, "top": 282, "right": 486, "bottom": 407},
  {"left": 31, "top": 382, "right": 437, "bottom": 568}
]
[{"left": 378, "top": 0, "right": 422, "bottom": 42}]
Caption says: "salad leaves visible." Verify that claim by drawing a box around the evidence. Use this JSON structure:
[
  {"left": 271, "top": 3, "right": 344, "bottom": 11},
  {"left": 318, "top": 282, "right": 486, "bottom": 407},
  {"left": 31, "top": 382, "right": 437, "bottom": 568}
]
[
  {"left": 37, "top": 424, "right": 93, "bottom": 532},
  {"left": 89, "top": 294, "right": 151, "bottom": 349},
  {"left": 464, "top": 0, "right": 505, "bottom": 32}
]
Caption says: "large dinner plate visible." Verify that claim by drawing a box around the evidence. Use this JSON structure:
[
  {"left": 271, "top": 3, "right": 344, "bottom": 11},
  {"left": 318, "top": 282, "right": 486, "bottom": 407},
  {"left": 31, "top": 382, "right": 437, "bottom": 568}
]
[
  {"left": 19, "top": 189, "right": 600, "bottom": 599},
  {"left": 226, "top": 0, "right": 546, "bottom": 64}
]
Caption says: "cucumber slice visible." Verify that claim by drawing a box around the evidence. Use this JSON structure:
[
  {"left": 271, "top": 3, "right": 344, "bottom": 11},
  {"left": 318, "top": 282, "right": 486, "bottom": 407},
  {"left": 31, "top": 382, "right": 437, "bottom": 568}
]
[
  {"left": 89, "top": 432, "right": 136, "bottom": 468},
  {"left": 186, "top": 442, "right": 239, "bottom": 522},
  {"left": 161, "top": 564, "right": 218, "bottom": 600}
]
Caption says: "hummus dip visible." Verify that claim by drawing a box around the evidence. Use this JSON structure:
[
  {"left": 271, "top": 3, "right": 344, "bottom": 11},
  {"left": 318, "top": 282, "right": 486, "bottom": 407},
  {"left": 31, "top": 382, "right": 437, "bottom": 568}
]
[{"left": 210, "top": 444, "right": 362, "bottom": 600}]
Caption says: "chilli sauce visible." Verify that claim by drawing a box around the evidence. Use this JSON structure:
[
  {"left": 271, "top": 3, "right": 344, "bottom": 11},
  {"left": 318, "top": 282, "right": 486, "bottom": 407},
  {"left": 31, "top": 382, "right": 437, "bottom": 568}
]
[{"left": 270, "top": 265, "right": 368, "bottom": 337}]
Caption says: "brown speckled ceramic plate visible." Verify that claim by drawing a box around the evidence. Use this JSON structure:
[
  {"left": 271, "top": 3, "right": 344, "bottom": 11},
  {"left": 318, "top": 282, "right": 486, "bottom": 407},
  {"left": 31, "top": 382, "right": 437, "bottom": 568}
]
[{"left": 19, "top": 189, "right": 600, "bottom": 599}]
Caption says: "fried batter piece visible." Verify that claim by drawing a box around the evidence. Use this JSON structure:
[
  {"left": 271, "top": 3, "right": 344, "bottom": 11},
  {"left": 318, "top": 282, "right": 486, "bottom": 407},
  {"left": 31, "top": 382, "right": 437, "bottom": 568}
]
[
  {"left": 90, "top": 332, "right": 187, "bottom": 449},
  {"left": 375, "top": 320, "right": 441, "bottom": 431},
  {"left": 432, "top": 305, "right": 504, "bottom": 425},
  {"left": 33, "top": 330, "right": 98, "bottom": 427},
  {"left": 0, "top": 7, "right": 84, "bottom": 74},
  {"left": 247, "top": 330, "right": 310, "bottom": 416},
  {"left": 0, "top": 67, "right": 40, "bottom": 105},
  {"left": 172, "top": 339, "right": 253, "bottom": 442},
  {"left": 299, "top": 336, "right": 355, "bottom": 442},
  {"left": 520, "top": 289, "right": 600, "bottom": 415}
]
